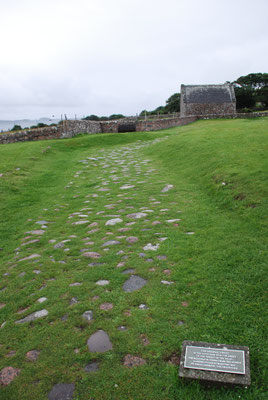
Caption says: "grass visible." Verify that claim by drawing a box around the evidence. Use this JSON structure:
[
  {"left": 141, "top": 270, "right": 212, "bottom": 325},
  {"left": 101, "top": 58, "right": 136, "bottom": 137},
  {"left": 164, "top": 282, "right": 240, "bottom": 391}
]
[{"left": 0, "top": 118, "right": 267, "bottom": 399}]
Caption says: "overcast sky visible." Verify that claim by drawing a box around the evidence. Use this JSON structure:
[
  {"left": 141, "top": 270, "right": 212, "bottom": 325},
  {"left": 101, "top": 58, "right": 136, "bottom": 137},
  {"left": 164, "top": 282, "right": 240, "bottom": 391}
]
[{"left": 0, "top": 0, "right": 267, "bottom": 120}]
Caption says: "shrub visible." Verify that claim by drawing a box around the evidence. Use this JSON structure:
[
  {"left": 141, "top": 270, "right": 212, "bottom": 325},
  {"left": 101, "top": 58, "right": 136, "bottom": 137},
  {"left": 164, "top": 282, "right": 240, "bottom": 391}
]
[
  {"left": 37, "top": 123, "right": 48, "bottom": 128},
  {"left": 10, "top": 125, "right": 22, "bottom": 131}
]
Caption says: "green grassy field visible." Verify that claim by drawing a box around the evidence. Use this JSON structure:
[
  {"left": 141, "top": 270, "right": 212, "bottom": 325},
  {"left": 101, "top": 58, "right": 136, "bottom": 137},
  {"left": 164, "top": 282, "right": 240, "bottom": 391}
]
[{"left": 0, "top": 118, "right": 267, "bottom": 399}]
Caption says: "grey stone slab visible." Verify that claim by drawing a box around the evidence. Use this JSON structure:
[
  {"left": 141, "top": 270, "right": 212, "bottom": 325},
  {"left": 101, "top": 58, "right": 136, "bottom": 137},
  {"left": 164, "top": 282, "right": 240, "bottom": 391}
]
[
  {"left": 69, "top": 297, "right": 78, "bottom": 306},
  {"left": 102, "top": 240, "right": 120, "bottom": 247},
  {"left": 21, "top": 239, "right": 40, "bottom": 247},
  {"left": 18, "top": 254, "right": 41, "bottom": 262},
  {"left": 143, "top": 243, "right": 159, "bottom": 251},
  {"left": 37, "top": 297, "right": 47, "bottom": 303},
  {"left": 179, "top": 341, "right": 251, "bottom": 387},
  {"left": 82, "top": 311, "right": 93, "bottom": 321},
  {"left": 126, "top": 236, "right": 139, "bottom": 243},
  {"left": 48, "top": 383, "right": 75, "bottom": 400},
  {"left": 96, "top": 280, "right": 110, "bottom": 286},
  {"left": 105, "top": 218, "right": 123, "bottom": 226},
  {"left": 82, "top": 252, "right": 101, "bottom": 259},
  {"left": 161, "top": 184, "right": 174, "bottom": 193},
  {"left": 123, "top": 275, "right": 147, "bottom": 292},
  {"left": 138, "top": 304, "right": 148, "bottom": 309},
  {"left": 87, "top": 330, "right": 113, "bottom": 353},
  {"left": 117, "top": 325, "right": 127, "bottom": 331},
  {"left": 85, "top": 362, "right": 99, "bottom": 373},
  {"left": 27, "top": 230, "right": 45, "bottom": 235},
  {"left": 15, "top": 309, "right": 48, "bottom": 324},
  {"left": 88, "top": 262, "right": 105, "bottom": 267},
  {"left": 54, "top": 242, "right": 65, "bottom": 249},
  {"left": 72, "top": 220, "right": 88, "bottom": 225},
  {"left": 121, "top": 269, "right": 135, "bottom": 275},
  {"left": 120, "top": 184, "right": 135, "bottom": 189},
  {"left": 127, "top": 212, "right": 147, "bottom": 219}
]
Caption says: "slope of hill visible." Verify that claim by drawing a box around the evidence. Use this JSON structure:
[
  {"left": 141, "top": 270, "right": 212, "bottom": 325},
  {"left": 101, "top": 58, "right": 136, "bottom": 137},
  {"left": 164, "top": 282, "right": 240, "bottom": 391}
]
[{"left": 0, "top": 118, "right": 267, "bottom": 399}]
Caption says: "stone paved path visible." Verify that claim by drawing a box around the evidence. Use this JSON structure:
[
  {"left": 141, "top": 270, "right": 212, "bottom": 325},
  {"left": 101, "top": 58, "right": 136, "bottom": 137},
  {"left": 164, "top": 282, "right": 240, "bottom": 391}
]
[{"left": 0, "top": 136, "right": 194, "bottom": 397}]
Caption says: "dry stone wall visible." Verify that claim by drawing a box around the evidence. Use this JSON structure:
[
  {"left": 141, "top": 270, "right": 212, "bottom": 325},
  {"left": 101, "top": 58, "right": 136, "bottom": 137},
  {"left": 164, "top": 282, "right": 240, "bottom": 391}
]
[
  {"left": 0, "top": 113, "right": 267, "bottom": 145},
  {"left": 0, "top": 126, "right": 61, "bottom": 145},
  {"left": 136, "top": 116, "right": 197, "bottom": 131},
  {"left": 61, "top": 120, "right": 102, "bottom": 137},
  {"left": 100, "top": 121, "right": 119, "bottom": 133},
  {"left": 197, "top": 112, "right": 268, "bottom": 119}
]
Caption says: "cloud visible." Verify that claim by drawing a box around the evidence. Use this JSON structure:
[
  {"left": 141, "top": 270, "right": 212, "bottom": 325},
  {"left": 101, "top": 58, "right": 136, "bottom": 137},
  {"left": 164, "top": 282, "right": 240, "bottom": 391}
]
[{"left": 0, "top": 0, "right": 267, "bottom": 119}]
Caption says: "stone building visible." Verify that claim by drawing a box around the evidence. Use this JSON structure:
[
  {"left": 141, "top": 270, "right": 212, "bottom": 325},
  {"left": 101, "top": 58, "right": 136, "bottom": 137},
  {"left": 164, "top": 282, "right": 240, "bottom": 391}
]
[{"left": 180, "top": 83, "right": 236, "bottom": 117}]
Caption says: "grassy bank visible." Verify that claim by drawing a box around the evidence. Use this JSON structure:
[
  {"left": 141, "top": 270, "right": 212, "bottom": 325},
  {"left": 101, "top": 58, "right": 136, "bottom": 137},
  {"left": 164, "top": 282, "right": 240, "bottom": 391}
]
[{"left": 0, "top": 118, "right": 267, "bottom": 399}]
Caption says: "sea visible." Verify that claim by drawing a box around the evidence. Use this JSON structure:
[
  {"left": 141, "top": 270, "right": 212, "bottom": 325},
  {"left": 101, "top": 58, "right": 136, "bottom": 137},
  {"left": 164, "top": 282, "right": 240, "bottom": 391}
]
[{"left": 0, "top": 118, "right": 61, "bottom": 132}]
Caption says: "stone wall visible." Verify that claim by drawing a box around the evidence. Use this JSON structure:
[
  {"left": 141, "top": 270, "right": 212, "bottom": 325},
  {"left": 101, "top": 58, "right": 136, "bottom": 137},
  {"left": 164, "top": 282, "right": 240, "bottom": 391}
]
[
  {"left": 61, "top": 120, "right": 102, "bottom": 137},
  {"left": 66, "top": 117, "right": 197, "bottom": 134},
  {"left": 183, "top": 102, "right": 236, "bottom": 116},
  {"left": 0, "top": 126, "right": 61, "bottom": 145},
  {"left": 136, "top": 116, "right": 197, "bottom": 131},
  {"left": 63, "top": 119, "right": 134, "bottom": 135},
  {"left": 0, "top": 113, "right": 267, "bottom": 145},
  {"left": 197, "top": 112, "right": 268, "bottom": 120},
  {"left": 100, "top": 121, "right": 119, "bottom": 133}
]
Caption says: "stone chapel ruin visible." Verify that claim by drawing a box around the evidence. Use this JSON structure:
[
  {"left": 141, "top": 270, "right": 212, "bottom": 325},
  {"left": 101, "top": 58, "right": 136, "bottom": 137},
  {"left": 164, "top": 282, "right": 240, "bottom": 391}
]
[{"left": 180, "top": 83, "right": 236, "bottom": 117}]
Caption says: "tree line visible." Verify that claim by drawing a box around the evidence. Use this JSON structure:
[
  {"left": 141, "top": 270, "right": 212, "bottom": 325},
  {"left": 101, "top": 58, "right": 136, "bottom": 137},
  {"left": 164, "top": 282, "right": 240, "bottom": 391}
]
[
  {"left": 82, "top": 114, "right": 125, "bottom": 121},
  {"left": 232, "top": 73, "right": 268, "bottom": 109},
  {"left": 9, "top": 72, "right": 268, "bottom": 131},
  {"left": 140, "top": 73, "right": 268, "bottom": 116},
  {"left": 83, "top": 73, "right": 267, "bottom": 121}
]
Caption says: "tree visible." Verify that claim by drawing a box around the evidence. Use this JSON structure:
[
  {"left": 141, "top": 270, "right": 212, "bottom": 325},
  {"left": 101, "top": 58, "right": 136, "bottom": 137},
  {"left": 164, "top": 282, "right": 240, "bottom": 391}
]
[
  {"left": 234, "top": 73, "right": 268, "bottom": 90},
  {"left": 139, "top": 110, "right": 148, "bottom": 116},
  {"left": 234, "top": 87, "right": 255, "bottom": 109},
  {"left": 10, "top": 125, "right": 22, "bottom": 131},
  {"left": 82, "top": 115, "right": 99, "bottom": 121},
  {"left": 37, "top": 123, "right": 48, "bottom": 128},
  {"left": 109, "top": 114, "right": 125, "bottom": 120},
  {"left": 152, "top": 106, "right": 166, "bottom": 114},
  {"left": 258, "top": 86, "right": 268, "bottom": 107},
  {"left": 233, "top": 73, "right": 268, "bottom": 108},
  {"left": 165, "top": 93, "right": 180, "bottom": 113},
  {"left": 139, "top": 92, "right": 181, "bottom": 116}
]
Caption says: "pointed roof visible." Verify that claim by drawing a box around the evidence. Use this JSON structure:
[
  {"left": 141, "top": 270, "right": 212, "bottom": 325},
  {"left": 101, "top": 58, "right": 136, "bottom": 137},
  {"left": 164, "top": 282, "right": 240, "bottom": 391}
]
[{"left": 181, "top": 84, "right": 236, "bottom": 104}]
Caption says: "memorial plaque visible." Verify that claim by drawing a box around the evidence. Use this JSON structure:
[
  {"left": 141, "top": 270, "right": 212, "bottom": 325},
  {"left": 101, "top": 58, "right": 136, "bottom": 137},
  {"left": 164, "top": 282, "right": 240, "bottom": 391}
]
[
  {"left": 184, "top": 346, "right": 245, "bottom": 374},
  {"left": 179, "top": 341, "right": 251, "bottom": 387}
]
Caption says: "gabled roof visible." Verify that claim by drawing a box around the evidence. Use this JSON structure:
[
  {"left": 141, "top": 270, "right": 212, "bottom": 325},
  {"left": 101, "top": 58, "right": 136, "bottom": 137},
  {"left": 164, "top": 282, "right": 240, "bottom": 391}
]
[{"left": 181, "top": 84, "right": 236, "bottom": 104}]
